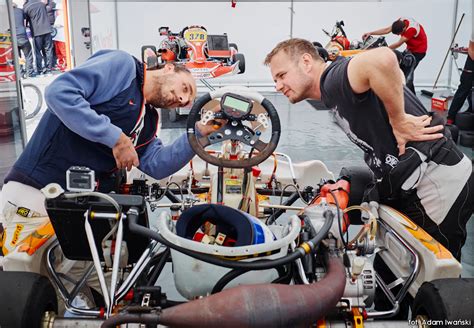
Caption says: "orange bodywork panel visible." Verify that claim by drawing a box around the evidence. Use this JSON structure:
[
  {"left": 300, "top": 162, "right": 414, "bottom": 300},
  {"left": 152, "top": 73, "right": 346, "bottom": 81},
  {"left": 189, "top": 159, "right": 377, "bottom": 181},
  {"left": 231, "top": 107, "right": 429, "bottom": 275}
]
[
  {"left": 389, "top": 207, "right": 454, "bottom": 260},
  {"left": 16, "top": 221, "right": 55, "bottom": 256}
]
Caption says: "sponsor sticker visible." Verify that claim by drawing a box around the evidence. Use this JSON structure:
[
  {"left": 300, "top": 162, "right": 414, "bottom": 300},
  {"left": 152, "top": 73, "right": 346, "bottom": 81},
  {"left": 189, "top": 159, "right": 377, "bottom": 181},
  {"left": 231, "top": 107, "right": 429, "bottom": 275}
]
[
  {"left": 16, "top": 207, "right": 30, "bottom": 218},
  {"left": 10, "top": 223, "right": 24, "bottom": 246}
]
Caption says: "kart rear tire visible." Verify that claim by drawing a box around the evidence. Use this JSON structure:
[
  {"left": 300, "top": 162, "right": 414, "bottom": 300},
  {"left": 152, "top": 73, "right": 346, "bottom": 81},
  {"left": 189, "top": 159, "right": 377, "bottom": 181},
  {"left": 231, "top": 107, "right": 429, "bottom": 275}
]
[
  {"left": 459, "top": 131, "right": 474, "bottom": 147},
  {"left": 412, "top": 278, "right": 474, "bottom": 326},
  {"left": 233, "top": 53, "right": 245, "bottom": 74},
  {"left": 455, "top": 112, "right": 474, "bottom": 131},
  {"left": 339, "top": 166, "right": 374, "bottom": 224},
  {"left": 445, "top": 123, "right": 459, "bottom": 143},
  {"left": 229, "top": 43, "right": 238, "bottom": 51},
  {"left": 0, "top": 271, "right": 58, "bottom": 328}
]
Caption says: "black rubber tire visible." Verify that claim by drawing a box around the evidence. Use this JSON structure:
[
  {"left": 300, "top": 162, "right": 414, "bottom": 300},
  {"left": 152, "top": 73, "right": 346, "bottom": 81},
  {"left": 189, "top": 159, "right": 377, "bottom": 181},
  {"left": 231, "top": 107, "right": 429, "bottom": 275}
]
[
  {"left": 339, "top": 166, "right": 374, "bottom": 224},
  {"left": 0, "top": 271, "right": 58, "bottom": 328},
  {"left": 312, "top": 41, "right": 324, "bottom": 48},
  {"left": 455, "top": 112, "right": 474, "bottom": 131},
  {"left": 445, "top": 123, "right": 459, "bottom": 143},
  {"left": 229, "top": 42, "right": 238, "bottom": 51},
  {"left": 412, "top": 278, "right": 474, "bottom": 326},
  {"left": 459, "top": 131, "right": 474, "bottom": 147},
  {"left": 22, "top": 83, "right": 43, "bottom": 120},
  {"left": 233, "top": 53, "right": 245, "bottom": 74}
]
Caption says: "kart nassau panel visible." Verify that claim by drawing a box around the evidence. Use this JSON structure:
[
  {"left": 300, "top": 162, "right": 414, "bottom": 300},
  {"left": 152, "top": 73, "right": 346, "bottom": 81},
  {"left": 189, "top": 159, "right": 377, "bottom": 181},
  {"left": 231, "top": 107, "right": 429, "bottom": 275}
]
[
  {"left": 128, "top": 155, "right": 334, "bottom": 191},
  {"left": 185, "top": 61, "right": 240, "bottom": 79}
]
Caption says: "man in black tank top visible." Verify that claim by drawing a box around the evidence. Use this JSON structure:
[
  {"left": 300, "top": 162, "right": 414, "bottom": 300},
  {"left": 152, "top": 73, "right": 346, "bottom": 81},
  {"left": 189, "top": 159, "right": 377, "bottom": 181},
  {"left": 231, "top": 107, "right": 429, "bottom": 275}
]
[{"left": 264, "top": 38, "right": 472, "bottom": 261}]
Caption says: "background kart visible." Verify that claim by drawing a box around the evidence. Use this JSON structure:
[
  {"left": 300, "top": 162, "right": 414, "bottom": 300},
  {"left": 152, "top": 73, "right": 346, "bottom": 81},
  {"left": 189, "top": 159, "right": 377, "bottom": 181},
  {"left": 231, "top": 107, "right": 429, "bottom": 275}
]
[
  {"left": 319, "top": 20, "right": 388, "bottom": 60},
  {"left": 142, "top": 25, "right": 245, "bottom": 80},
  {"left": 142, "top": 25, "right": 246, "bottom": 122}
]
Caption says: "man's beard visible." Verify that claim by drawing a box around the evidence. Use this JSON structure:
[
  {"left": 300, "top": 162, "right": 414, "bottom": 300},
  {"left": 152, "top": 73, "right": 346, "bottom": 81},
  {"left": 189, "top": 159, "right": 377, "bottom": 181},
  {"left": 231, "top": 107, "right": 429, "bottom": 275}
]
[
  {"left": 147, "top": 75, "right": 176, "bottom": 108},
  {"left": 288, "top": 89, "right": 309, "bottom": 104},
  {"left": 288, "top": 92, "right": 304, "bottom": 104},
  {"left": 289, "top": 77, "right": 313, "bottom": 104}
]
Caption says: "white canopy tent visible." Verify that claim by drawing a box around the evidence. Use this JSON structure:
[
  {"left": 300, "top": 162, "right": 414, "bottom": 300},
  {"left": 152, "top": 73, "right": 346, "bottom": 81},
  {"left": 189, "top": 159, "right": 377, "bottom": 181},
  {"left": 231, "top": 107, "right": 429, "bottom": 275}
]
[{"left": 84, "top": 0, "right": 473, "bottom": 91}]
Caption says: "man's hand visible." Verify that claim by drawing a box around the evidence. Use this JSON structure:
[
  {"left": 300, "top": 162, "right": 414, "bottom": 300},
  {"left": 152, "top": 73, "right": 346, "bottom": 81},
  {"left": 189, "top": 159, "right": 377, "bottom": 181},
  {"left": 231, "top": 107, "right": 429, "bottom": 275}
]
[
  {"left": 195, "top": 104, "right": 227, "bottom": 136},
  {"left": 391, "top": 114, "right": 444, "bottom": 155},
  {"left": 196, "top": 119, "right": 226, "bottom": 136},
  {"left": 112, "top": 133, "right": 139, "bottom": 171},
  {"left": 362, "top": 33, "right": 371, "bottom": 40}
]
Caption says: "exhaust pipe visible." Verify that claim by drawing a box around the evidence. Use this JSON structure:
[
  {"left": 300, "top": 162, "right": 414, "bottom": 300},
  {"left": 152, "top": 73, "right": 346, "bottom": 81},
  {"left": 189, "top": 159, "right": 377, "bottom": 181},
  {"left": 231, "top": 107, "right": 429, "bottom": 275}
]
[
  {"left": 159, "top": 256, "right": 346, "bottom": 328},
  {"left": 102, "top": 257, "right": 345, "bottom": 328}
]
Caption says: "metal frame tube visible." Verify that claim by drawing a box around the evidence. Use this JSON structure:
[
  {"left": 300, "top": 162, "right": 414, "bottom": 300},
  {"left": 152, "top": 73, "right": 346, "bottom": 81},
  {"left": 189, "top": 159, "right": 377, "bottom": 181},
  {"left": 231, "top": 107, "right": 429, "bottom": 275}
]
[
  {"left": 366, "top": 219, "right": 420, "bottom": 319},
  {"left": 108, "top": 216, "right": 123, "bottom": 316},
  {"left": 114, "top": 241, "right": 159, "bottom": 302},
  {"left": 84, "top": 211, "right": 111, "bottom": 314},
  {"left": 46, "top": 241, "right": 100, "bottom": 316},
  {"left": 68, "top": 264, "right": 95, "bottom": 302}
]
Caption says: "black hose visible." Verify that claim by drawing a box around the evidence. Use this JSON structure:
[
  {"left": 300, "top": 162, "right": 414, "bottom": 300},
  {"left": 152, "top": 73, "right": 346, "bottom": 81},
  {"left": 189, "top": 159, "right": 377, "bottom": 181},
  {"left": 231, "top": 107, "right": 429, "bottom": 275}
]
[
  {"left": 271, "top": 264, "right": 293, "bottom": 284},
  {"left": 162, "top": 299, "right": 186, "bottom": 308},
  {"left": 146, "top": 248, "right": 170, "bottom": 287},
  {"left": 306, "top": 209, "right": 334, "bottom": 249},
  {"left": 328, "top": 190, "right": 348, "bottom": 249},
  {"left": 266, "top": 191, "right": 301, "bottom": 225},
  {"left": 128, "top": 207, "right": 305, "bottom": 270},
  {"left": 211, "top": 264, "right": 288, "bottom": 294},
  {"left": 302, "top": 214, "right": 318, "bottom": 239},
  {"left": 101, "top": 313, "right": 161, "bottom": 328},
  {"left": 211, "top": 268, "right": 249, "bottom": 294}
]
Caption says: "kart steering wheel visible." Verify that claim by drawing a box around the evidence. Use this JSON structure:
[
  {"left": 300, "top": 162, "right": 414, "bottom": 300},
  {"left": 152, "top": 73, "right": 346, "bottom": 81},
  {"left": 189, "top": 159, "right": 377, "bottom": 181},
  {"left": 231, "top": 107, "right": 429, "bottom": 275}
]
[{"left": 187, "top": 87, "right": 281, "bottom": 168}]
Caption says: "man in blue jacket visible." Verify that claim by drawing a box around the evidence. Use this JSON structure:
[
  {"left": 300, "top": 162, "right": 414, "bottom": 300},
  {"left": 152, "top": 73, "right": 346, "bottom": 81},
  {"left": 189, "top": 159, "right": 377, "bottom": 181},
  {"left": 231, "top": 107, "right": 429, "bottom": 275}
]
[{"left": 0, "top": 49, "right": 214, "bottom": 269}]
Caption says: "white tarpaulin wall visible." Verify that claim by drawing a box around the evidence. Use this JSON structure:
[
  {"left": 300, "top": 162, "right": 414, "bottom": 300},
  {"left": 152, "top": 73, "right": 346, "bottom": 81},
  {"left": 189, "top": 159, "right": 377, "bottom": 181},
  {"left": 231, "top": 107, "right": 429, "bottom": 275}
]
[{"left": 110, "top": 1, "right": 473, "bottom": 89}]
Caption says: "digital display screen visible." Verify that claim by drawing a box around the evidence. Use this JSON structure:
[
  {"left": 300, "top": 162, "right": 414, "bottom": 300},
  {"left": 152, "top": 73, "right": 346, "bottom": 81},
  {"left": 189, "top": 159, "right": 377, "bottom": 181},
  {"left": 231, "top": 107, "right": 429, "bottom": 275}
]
[{"left": 223, "top": 96, "right": 250, "bottom": 113}]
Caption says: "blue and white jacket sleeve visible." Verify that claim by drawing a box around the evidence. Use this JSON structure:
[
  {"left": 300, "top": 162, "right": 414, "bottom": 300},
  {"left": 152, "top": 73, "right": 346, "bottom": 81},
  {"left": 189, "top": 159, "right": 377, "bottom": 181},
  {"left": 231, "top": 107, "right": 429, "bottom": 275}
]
[
  {"left": 44, "top": 49, "right": 136, "bottom": 148},
  {"left": 138, "top": 133, "right": 196, "bottom": 180}
]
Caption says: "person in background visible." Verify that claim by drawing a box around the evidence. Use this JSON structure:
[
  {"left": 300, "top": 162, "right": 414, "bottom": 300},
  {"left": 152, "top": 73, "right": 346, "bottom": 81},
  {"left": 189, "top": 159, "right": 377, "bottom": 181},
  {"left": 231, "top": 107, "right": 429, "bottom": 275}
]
[
  {"left": 23, "top": 0, "right": 54, "bottom": 75},
  {"left": 43, "top": 0, "right": 58, "bottom": 70},
  {"left": 447, "top": 35, "right": 474, "bottom": 124},
  {"left": 12, "top": 2, "right": 36, "bottom": 77},
  {"left": 362, "top": 17, "right": 428, "bottom": 94},
  {"left": 52, "top": 0, "right": 66, "bottom": 71}
]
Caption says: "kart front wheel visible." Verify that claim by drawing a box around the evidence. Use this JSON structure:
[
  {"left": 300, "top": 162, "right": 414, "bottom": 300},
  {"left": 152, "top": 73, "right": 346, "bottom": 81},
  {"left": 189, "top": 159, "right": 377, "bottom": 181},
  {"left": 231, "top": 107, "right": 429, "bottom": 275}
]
[
  {"left": 0, "top": 271, "right": 58, "bottom": 328},
  {"left": 233, "top": 53, "right": 245, "bottom": 74}
]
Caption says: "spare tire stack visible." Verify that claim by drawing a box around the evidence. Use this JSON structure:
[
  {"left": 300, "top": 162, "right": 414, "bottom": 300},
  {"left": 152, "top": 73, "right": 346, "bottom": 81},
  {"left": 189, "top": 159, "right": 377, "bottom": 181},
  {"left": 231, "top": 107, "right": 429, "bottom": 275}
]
[{"left": 455, "top": 112, "right": 474, "bottom": 148}]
